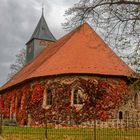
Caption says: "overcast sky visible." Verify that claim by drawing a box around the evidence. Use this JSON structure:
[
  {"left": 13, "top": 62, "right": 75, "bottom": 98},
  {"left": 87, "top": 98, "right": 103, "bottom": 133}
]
[{"left": 0, "top": 0, "right": 78, "bottom": 86}]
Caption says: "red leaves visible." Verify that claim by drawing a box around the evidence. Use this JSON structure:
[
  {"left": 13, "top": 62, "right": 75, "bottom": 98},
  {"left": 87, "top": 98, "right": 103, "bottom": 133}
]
[
  {"left": 69, "top": 78, "right": 128, "bottom": 122},
  {"left": 28, "top": 82, "right": 46, "bottom": 126},
  {"left": 0, "top": 95, "right": 4, "bottom": 113},
  {"left": 1, "top": 77, "right": 128, "bottom": 126},
  {"left": 31, "top": 83, "right": 44, "bottom": 104}
]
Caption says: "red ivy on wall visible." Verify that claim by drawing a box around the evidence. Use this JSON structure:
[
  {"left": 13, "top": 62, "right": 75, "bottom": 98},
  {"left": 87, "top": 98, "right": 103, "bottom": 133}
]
[
  {"left": 0, "top": 77, "right": 128, "bottom": 126},
  {"left": 29, "top": 81, "right": 46, "bottom": 126}
]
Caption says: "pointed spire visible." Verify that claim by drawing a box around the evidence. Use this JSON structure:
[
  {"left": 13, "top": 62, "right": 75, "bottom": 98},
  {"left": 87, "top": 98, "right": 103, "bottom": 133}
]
[
  {"left": 27, "top": 5, "right": 56, "bottom": 43},
  {"left": 42, "top": 1, "right": 44, "bottom": 16}
]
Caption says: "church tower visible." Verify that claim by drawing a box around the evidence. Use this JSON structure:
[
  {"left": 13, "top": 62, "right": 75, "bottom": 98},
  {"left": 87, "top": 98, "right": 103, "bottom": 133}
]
[{"left": 26, "top": 12, "right": 56, "bottom": 63}]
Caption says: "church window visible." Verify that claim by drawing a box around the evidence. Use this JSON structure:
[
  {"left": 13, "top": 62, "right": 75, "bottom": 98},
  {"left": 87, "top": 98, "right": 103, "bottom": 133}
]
[
  {"left": 46, "top": 89, "right": 53, "bottom": 105},
  {"left": 73, "top": 89, "right": 83, "bottom": 105},
  {"left": 42, "top": 88, "right": 53, "bottom": 109},
  {"left": 134, "top": 93, "right": 138, "bottom": 109},
  {"left": 119, "top": 111, "right": 123, "bottom": 120}
]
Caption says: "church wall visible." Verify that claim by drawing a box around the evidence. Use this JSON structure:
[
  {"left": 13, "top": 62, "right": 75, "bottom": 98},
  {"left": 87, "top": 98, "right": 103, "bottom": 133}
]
[{"left": 0, "top": 75, "right": 138, "bottom": 127}]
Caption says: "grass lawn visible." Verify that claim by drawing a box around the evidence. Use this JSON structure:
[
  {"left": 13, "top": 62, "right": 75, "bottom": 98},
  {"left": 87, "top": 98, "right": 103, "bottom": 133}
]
[{"left": 1, "top": 126, "right": 140, "bottom": 140}]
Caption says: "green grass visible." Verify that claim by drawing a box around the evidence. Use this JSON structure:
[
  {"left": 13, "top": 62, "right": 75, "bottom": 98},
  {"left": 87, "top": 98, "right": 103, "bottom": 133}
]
[{"left": 1, "top": 126, "right": 140, "bottom": 140}]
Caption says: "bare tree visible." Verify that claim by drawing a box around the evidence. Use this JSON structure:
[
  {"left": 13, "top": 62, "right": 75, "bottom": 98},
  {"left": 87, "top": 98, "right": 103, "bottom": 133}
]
[
  {"left": 63, "top": 0, "right": 140, "bottom": 71},
  {"left": 8, "top": 48, "right": 26, "bottom": 78}
]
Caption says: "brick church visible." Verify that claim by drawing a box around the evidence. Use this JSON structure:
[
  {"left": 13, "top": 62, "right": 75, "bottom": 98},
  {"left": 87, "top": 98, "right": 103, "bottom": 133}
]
[{"left": 0, "top": 12, "right": 139, "bottom": 127}]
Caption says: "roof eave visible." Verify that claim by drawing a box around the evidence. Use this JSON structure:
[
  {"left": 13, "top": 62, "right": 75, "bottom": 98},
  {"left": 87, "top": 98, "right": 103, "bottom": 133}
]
[
  {"left": 0, "top": 72, "right": 136, "bottom": 94},
  {"left": 26, "top": 38, "right": 56, "bottom": 45}
]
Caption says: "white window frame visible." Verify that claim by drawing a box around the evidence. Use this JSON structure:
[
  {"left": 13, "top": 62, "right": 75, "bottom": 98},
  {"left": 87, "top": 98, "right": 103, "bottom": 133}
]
[
  {"left": 42, "top": 87, "right": 53, "bottom": 109},
  {"left": 71, "top": 86, "right": 84, "bottom": 109}
]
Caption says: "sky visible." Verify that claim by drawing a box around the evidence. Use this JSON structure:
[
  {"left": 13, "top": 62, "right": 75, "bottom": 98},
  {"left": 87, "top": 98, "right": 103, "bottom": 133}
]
[{"left": 0, "top": 0, "right": 78, "bottom": 86}]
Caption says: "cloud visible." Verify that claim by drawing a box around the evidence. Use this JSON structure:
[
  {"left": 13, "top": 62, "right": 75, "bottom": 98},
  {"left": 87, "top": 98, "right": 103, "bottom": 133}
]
[{"left": 0, "top": 0, "right": 78, "bottom": 86}]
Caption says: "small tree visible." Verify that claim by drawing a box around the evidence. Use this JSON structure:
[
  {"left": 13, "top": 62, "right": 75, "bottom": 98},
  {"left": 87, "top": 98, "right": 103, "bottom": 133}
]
[{"left": 8, "top": 48, "right": 26, "bottom": 78}]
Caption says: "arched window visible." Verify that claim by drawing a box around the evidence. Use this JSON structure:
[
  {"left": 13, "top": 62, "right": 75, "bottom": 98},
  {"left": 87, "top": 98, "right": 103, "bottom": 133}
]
[
  {"left": 73, "top": 89, "right": 83, "bottom": 105},
  {"left": 134, "top": 93, "right": 138, "bottom": 109},
  {"left": 46, "top": 89, "right": 53, "bottom": 105},
  {"left": 119, "top": 111, "right": 123, "bottom": 120}
]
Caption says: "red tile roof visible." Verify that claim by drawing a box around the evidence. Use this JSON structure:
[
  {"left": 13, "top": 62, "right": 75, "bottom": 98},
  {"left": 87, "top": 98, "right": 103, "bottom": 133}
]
[{"left": 0, "top": 22, "right": 134, "bottom": 91}]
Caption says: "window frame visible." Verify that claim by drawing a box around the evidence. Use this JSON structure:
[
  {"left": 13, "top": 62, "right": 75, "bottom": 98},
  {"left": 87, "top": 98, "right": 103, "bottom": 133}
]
[
  {"left": 42, "top": 87, "right": 53, "bottom": 109},
  {"left": 46, "top": 89, "right": 53, "bottom": 106},
  {"left": 73, "top": 89, "right": 83, "bottom": 105},
  {"left": 71, "top": 86, "right": 84, "bottom": 108}
]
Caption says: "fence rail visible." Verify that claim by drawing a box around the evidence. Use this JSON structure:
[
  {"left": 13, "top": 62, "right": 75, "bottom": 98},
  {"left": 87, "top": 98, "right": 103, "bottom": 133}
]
[{"left": 0, "top": 114, "right": 140, "bottom": 140}]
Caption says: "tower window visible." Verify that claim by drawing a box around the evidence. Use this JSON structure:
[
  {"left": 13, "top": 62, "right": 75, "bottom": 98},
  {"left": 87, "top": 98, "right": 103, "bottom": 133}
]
[
  {"left": 73, "top": 89, "right": 83, "bottom": 105},
  {"left": 46, "top": 89, "right": 53, "bottom": 105}
]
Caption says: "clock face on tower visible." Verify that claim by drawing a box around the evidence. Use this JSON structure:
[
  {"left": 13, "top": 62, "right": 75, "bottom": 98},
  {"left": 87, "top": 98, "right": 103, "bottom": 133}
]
[
  {"left": 26, "top": 41, "right": 34, "bottom": 63},
  {"left": 39, "top": 40, "right": 49, "bottom": 46}
]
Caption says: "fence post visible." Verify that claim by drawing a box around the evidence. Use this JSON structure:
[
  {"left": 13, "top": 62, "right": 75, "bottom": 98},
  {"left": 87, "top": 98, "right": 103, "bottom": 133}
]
[
  {"left": 124, "top": 112, "right": 128, "bottom": 131},
  {"left": 0, "top": 113, "right": 2, "bottom": 135},
  {"left": 93, "top": 96, "right": 97, "bottom": 140},
  {"left": 93, "top": 112, "right": 96, "bottom": 140},
  {"left": 45, "top": 112, "right": 48, "bottom": 140}
]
